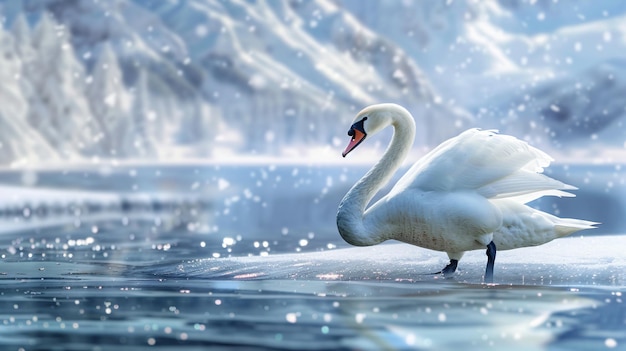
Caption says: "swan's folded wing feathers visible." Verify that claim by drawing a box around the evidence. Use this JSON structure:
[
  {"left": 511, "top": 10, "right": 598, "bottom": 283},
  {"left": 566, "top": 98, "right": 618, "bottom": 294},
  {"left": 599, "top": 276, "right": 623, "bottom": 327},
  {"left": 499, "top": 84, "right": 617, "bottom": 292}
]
[
  {"left": 476, "top": 170, "right": 575, "bottom": 200},
  {"left": 507, "top": 189, "right": 575, "bottom": 205},
  {"left": 391, "top": 129, "right": 565, "bottom": 199}
]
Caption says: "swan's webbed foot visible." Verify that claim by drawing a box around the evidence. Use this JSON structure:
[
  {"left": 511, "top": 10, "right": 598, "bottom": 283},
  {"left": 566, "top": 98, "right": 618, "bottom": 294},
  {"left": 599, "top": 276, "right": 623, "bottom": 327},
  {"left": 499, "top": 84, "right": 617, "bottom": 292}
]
[
  {"left": 484, "top": 241, "right": 496, "bottom": 284},
  {"left": 435, "top": 259, "right": 458, "bottom": 278}
]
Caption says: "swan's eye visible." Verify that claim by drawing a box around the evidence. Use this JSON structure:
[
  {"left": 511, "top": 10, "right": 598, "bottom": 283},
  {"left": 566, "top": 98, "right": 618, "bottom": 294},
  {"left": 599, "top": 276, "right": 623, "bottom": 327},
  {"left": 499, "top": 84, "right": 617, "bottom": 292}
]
[{"left": 348, "top": 129, "right": 355, "bottom": 138}]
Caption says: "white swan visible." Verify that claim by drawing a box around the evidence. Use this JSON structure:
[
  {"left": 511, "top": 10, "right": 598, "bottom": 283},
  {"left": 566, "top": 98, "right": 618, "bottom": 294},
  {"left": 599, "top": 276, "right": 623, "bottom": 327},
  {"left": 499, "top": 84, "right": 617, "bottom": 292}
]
[{"left": 337, "top": 103, "right": 597, "bottom": 283}]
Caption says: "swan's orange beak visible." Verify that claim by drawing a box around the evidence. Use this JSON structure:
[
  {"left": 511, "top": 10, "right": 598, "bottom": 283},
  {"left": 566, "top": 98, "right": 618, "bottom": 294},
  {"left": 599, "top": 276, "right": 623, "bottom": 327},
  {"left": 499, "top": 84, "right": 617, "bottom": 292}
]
[{"left": 342, "top": 129, "right": 366, "bottom": 157}]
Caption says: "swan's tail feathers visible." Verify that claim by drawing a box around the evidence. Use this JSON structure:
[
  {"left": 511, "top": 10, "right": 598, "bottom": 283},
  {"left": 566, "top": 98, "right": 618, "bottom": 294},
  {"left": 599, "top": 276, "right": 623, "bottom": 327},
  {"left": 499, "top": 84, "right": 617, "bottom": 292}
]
[{"left": 554, "top": 218, "right": 600, "bottom": 238}]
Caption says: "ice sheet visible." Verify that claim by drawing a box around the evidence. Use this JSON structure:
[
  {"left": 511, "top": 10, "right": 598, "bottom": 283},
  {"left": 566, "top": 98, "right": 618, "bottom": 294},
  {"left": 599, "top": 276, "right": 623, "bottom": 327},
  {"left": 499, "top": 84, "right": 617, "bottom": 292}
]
[{"left": 154, "top": 235, "right": 626, "bottom": 287}]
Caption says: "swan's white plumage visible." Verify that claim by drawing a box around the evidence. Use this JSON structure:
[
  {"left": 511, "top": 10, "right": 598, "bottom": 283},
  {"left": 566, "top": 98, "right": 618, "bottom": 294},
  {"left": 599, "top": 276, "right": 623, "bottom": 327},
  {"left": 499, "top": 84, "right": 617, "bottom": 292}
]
[
  {"left": 390, "top": 128, "right": 571, "bottom": 200},
  {"left": 337, "top": 104, "right": 596, "bottom": 276}
]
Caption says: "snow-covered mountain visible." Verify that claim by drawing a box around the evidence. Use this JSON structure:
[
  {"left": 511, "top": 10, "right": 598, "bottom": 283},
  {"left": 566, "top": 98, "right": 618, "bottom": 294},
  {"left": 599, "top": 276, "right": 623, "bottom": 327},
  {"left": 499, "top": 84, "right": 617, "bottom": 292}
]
[{"left": 0, "top": 0, "right": 624, "bottom": 165}]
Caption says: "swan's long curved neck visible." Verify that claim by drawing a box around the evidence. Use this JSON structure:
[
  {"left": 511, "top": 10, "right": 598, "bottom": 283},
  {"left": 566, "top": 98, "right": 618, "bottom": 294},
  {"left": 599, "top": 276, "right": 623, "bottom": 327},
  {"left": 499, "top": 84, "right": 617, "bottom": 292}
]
[{"left": 337, "top": 112, "right": 416, "bottom": 246}]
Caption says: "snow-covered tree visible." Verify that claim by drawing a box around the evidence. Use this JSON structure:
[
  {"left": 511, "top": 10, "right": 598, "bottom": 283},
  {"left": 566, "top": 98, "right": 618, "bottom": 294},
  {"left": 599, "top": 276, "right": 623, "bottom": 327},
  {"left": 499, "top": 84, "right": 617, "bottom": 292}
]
[
  {"left": 86, "top": 42, "right": 134, "bottom": 157},
  {"left": 0, "top": 19, "right": 57, "bottom": 164},
  {"left": 26, "top": 12, "right": 97, "bottom": 159},
  {"left": 11, "top": 14, "right": 34, "bottom": 64},
  {"left": 129, "top": 68, "right": 158, "bottom": 157},
  {"left": 176, "top": 92, "right": 218, "bottom": 156}
]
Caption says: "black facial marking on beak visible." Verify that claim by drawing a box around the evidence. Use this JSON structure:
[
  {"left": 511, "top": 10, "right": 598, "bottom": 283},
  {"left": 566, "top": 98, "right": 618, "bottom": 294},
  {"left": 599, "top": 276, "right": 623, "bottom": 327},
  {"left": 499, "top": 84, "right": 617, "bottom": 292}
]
[
  {"left": 348, "top": 116, "right": 367, "bottom": 137},
  {"left": 342, "top": 116, "right": 368, "bottom": 157}
]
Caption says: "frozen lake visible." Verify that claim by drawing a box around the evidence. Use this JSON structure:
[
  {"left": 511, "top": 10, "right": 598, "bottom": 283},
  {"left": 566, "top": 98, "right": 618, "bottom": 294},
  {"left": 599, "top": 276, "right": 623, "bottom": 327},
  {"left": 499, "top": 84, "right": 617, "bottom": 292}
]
[{"left": 0, "top": 163, "right": 624, "bottom": 350}]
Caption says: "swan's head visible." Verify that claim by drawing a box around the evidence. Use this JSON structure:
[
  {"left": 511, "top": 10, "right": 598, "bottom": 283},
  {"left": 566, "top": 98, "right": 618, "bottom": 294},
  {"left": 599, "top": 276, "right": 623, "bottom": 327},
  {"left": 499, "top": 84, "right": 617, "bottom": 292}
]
[{"left": 342, "top": 103, "right": 408, "bottom": 157}]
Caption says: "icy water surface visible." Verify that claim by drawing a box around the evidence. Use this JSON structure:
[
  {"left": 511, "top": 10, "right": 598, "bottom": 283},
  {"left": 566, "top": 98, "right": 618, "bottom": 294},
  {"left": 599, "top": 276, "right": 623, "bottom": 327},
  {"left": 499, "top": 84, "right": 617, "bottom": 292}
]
[{"left": 0, "top": 164, "right": 624, "bottom": 350}]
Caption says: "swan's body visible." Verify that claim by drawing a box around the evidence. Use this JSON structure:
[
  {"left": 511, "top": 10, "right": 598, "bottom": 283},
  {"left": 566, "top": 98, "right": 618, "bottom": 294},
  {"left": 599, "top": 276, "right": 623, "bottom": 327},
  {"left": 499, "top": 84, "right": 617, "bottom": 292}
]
[{"left": 337, "top": 103, "right": 596, "bottom": 282}]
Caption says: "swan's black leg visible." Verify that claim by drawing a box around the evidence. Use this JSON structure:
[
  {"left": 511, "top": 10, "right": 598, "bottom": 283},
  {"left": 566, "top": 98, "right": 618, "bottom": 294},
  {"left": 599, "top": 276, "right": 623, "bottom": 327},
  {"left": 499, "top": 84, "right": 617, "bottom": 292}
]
[
  {"left": 441, "top": 259, "right": 458, "bottom": 277},
  {"left": 428, "top": 259, "right": 458, "bottom": 277},
  {"left": 485, "top": 241, "right": 496, "bottom": 283}
]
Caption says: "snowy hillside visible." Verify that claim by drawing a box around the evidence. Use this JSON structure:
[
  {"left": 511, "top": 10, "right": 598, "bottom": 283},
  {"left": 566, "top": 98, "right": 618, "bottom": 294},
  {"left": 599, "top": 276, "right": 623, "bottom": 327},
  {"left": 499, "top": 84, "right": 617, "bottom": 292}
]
[{"left": 0, "top": 0, "right": 624, "bottom": 164}]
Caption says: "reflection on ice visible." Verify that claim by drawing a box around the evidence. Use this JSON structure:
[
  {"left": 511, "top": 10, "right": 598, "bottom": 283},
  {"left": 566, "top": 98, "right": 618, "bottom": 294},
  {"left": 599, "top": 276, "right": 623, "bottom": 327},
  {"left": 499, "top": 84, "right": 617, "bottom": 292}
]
[{"left": 0, "top": 272, "right": 619, "bottom": 350}]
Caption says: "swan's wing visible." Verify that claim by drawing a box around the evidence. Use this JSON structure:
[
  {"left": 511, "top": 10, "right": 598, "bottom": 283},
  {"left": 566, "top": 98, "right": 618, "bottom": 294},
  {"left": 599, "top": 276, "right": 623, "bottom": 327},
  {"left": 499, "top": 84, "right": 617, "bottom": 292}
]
[
  {"left": 476, "top": 170, "right": 576, "bottom": 200},
  {"left": 390, "top": 129, "right": 573, "bottom": 202}
]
